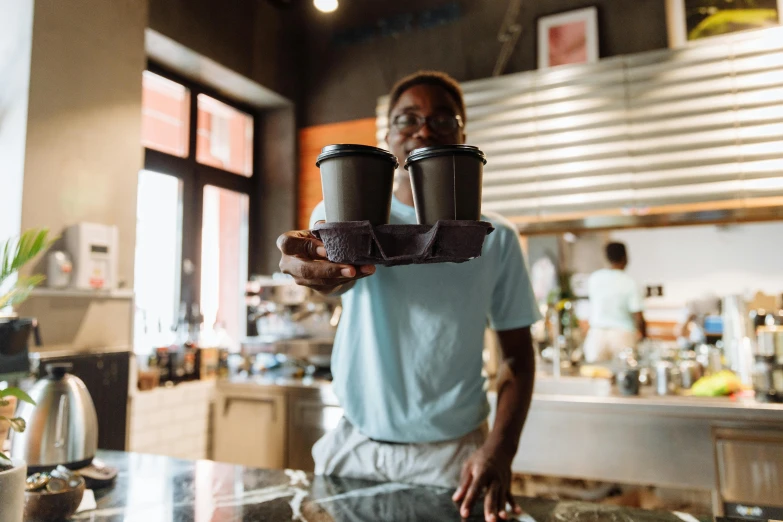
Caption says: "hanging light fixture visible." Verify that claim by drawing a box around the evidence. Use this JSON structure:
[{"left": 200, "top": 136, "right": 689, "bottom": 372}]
[{"left": 314, "top": 0, "right": 338, "bottom": 13}]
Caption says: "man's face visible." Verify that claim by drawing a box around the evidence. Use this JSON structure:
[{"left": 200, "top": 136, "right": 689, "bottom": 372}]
[{"left": 386, "top": 84, "right": 466, "bottom": 169}]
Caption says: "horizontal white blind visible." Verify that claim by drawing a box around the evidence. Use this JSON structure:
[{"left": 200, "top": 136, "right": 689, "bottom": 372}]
[{"left": 376, "top": 26, "right": 783, "bottom": 224}]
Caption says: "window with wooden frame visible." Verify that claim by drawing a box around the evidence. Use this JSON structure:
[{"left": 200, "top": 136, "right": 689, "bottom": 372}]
[{"left": 135, "top": 64, "right": 258, "bottom": 353}]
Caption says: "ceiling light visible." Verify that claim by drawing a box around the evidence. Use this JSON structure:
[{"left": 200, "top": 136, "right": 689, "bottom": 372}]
[{"left": 314, "top": 0, "right": 338, "bottom": 13}]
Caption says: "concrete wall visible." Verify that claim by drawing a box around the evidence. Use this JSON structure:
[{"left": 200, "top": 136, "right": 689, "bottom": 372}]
[
  {"left": 17, "top": 0, "right": 148, "bottom": 350},
  {"left": 298, "top": 0, "right": 668, "bottom": 126},
  {"left": 148, "top": 0, "right": 254, "bottom": 79},
  {"left": 0, "top": 0, "right": 34, "bottom": 247},
  {"left": 564, "top": 232, "right": 612, "bottom": 277},
  {"left": 254, "top": 106, "right": 298, "bottom": 275},
  {"left": 611, "top": 222, "right": 783, "bottom": 313},
  {"left": 553, "top": 221, "right": 783, "bottom": 322},
  {"left": 148, "top": 0, "right": 301, "bottom": 101}
]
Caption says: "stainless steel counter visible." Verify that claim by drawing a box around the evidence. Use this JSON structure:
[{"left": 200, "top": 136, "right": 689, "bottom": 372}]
[
  {"left": 217, "top": 375, "right": 783, "bottom": 513},
  {"left": 525, "top": 390, "right": 783, "bottom": 424},
  {"left": 489, "top": 385, "right": 783, "bottom": 515},
  {"left": 222, "top": 373, "right": 783, "bottom": 425}
]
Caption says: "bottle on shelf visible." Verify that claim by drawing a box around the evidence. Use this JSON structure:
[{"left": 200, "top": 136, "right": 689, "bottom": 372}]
[{"left": 180, "top": 302, "right": 202, "bottom": 381}]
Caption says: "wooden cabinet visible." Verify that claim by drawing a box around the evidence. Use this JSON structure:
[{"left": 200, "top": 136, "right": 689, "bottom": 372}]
[
  {"left": 286, "top": 385, "right": 342, "bottom": 471},
  {"left": 212, "top": 387, "right": 287, "bottom": 469},
  {"left": 211, "top": 383, "right": 342, "bottom": 471}
]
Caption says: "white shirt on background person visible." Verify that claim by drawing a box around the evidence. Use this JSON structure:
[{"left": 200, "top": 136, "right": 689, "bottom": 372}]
[{"left": 587, "top": 268, "right": 644, "bottom": 332}]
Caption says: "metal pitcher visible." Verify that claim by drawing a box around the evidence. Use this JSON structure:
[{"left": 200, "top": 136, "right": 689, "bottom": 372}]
[{"left": 9, "top": 363, "right": 98, "bottom": 472}]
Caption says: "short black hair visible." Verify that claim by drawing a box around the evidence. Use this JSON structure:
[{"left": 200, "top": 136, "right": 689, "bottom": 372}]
[
  {"left": 387, "top": 70, "right": 466, "bottom": 122},
  {"left": 606, "top": 242, "right": 628, "bottom": 264}
]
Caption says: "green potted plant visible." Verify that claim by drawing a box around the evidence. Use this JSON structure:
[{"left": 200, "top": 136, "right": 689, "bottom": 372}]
[
  {"left": 0, "top": 228, "right": 51, "bottom": 356},
  {"left": 0, "top": 387, "right": 35, "bottom": 522},
  {"left": 0, "top": 229, "right": 48, "bottom": 522}
]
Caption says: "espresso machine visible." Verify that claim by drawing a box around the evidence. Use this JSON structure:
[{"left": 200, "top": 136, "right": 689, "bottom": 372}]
[{"left": 241, "top": 274, "right": 341, "bottom": 378}]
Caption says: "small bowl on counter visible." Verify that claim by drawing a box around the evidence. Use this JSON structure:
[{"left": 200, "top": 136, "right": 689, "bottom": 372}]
[{"left": 24, "top": 467, "right": 86, "bottom": 522}]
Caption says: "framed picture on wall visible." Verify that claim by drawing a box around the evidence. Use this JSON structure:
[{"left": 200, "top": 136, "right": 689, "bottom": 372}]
[
  {"left": 537, "top": 7, "right": 599, "bottom": 69},
  {"left": 666, "top": 0, "right": 783, "bottom": 47}
]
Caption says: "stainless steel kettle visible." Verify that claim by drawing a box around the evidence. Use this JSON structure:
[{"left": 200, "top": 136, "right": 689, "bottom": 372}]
[{"left": 9, "top": 363, "right": 98, "bottom": 472}]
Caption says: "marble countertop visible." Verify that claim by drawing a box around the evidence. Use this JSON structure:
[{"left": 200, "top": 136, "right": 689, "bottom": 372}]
[{"left": 76, "top": 450, "right": 709, "bottom": 521}]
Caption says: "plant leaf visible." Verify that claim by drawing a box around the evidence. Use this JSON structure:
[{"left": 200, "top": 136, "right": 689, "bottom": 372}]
[
  {"left": 0, "top": 228, "right": 52, "bottom": 287},
  {"left": 0, "top": 451, "right": 9, "bottom": 461},
  {"left": 29, "top": 230, "right": 49, "bottom": 262},
  {"left": 0, "top": 274, "right": 47, "bottom": 309},
  {"left": 0, "top": 238, "right": 12, "bottom": 288},
  {"left": 0, "top": 228, "right": 54, "bottom": 310},
  {"left": 0, "top": 387, "right": 36, "bottom": 406}
]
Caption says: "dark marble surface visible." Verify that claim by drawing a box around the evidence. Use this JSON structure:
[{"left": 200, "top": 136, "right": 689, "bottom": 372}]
[{"left": 74, "top": 450, "right": 709, "bottom": 522}]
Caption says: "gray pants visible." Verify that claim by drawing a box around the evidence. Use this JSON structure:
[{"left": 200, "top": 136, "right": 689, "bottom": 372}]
[{"left": 312, "top": 417, "right": 488, "bottom": 489}]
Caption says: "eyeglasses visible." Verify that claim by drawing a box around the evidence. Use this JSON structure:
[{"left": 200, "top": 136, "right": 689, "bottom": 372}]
[{"left": 390, "top": 113, "right": 464, "bottom": 136}]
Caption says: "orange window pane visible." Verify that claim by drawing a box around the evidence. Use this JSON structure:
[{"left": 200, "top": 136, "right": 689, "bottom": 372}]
[
  {"left": 141, "top": 71, "right": 190, "bottom": 157},
  {"left": 197, "top": 94, "right": 253, "bottom": 177}
]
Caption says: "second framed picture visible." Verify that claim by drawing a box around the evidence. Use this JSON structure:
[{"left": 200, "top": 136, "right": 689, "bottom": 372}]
[
  {"left": 537, "top": 7, "right": 599, "bottom": 69},
  {"left": 666, "top": 0, "right": 783, "bottom": 47}
]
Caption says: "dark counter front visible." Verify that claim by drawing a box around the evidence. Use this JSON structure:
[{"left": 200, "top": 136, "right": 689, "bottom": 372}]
[{"left": 77, "top": 450, "right": 707, "bottom": 521}]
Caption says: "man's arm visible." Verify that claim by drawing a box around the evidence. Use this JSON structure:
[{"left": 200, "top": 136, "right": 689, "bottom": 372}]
[
  {"left": 628, "top": 281, "right": 646, "bottom": 340},
  {"left": 453, "top": 326, "right": 535, "bottom": 521},
  {"left": 633, "top": 311, "right": 647, "bottom": 339},
  {"left": 487, "top": 326, "right": 535, "bottom": 462},
  {"left": 276, "top": 230, "right": 373, "bottom": 295},
  {"left": 278, "top": 210, "right": 373, "bottom": 296}
]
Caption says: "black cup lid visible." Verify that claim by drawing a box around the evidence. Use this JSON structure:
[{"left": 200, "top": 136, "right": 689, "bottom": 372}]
[
  {"left": 316, "top": 144, "right": 399, "bottom": 168},
  {"left": 404, "top": 145, "right": 487, "bottom": 169}
]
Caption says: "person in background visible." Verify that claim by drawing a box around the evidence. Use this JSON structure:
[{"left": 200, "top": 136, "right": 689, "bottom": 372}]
[
  {"left": 675, "top": 295, "right": 721, "bottom": 348},
  {"left": 583, "top": 242, "right": 646, "bottom": 363},
  {"left": 277, "top": 71, "right": 540, "bottom": 522}
]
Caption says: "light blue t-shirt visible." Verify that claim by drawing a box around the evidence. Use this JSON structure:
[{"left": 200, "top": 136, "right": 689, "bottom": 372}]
[
  {"left": 310, "top": 195, "right": 540, "bottom": 443},
  {"left": 587, "top": 268, "right": 644, "bottom": 332}
]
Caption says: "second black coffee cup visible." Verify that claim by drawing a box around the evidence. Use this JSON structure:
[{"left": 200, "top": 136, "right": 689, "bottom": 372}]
[
  {"left": 404, "top": 145, "right": 487, "bottom": 225},
  {"left": 317, "top": 144, "right": 398, "bottom": 225}
]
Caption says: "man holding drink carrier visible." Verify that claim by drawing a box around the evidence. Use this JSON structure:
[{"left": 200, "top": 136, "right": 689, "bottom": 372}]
[{"left": 277, "top": 71, "right": 539, "bottom": 521}]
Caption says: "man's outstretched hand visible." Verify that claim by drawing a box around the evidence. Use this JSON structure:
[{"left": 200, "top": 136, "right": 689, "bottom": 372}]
[
  {"left": 452, "top": 444, "right": 522, "bottom": 521},
  {"left": 277, "top": 229, "right": 375, "bottom": 294}
]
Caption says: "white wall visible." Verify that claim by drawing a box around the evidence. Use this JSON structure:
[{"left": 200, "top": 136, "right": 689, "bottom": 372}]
[
  {"left": 0, "top": 0, "right": 34, "bottom": 244},
  {"left": 17, "top": 0, "right": 148, "bottom": 350},
  {"left": 610, "top": 221, "right": 783, "bottom": 319}
]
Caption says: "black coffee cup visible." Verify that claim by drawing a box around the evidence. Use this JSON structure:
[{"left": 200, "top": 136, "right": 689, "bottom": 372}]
[
  {"left": 316, "top": 144, "right": 398, "bottom": 225},
  {"left": 404, "top": 145, "right": 486, "bottom": 225}
]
